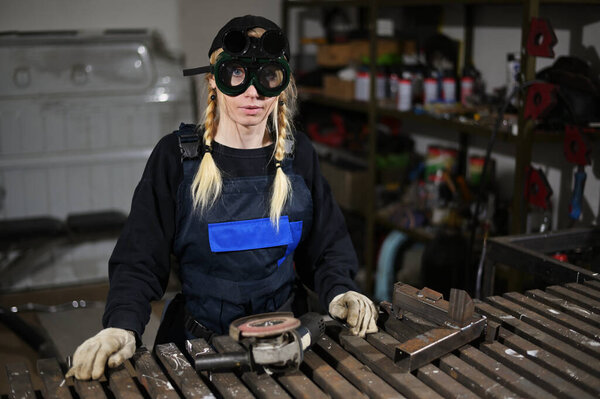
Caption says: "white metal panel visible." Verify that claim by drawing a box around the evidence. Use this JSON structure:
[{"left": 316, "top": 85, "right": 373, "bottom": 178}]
[{"left": 0, "top": 31, "right": 193, "bottom": 292}]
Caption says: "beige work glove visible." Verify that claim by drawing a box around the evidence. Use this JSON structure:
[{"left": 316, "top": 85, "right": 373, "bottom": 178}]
[
  {"left": 65, "top": 328, "right": 136, "bottom": 380},
  {"left": 329, "top": 291, "right": 378, "bottom": 337}
]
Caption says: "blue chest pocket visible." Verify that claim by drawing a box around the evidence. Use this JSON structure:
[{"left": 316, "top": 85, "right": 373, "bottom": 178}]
[{"left": 208, "top": 216, "right": 293, "bottom": 252}]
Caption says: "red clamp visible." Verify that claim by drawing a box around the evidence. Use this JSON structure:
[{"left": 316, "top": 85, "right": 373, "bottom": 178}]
[
  {"left": 524, "top": 166, "right": 553, "bottom": 210},
  {"left": 524, "top": 83, "right": 557, "bottom": 121},
  {"left": 527, "top": 18, "right": 558, "bottom": 58},
  {"left": 564, "top": 125, "right": 592, "bottom": 166}
]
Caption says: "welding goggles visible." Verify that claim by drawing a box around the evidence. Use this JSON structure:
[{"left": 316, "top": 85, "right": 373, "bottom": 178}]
[{"left": 183, "top": 28, "right": 291, "bottom": 97}]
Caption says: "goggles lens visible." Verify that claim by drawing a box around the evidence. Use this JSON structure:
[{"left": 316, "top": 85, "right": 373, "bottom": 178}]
[
  {"left": 215, "top": 55, "right": 289, "bottom": 97},
  {"left": 222, "top": 30, "right": 248, "bottom": 55},
  {"left": 261, "top": 30, "right": 286, "bottom": 57}
]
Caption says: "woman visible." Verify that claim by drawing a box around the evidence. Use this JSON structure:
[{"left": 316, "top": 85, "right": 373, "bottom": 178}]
[{"left": 66, "top": 15, "right": 377, "bottom": 380}]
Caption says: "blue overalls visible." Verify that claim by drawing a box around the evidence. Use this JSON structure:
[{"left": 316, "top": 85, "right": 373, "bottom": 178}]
[{"left": 173, "top": 125, "right": 313, "bottom": 335}]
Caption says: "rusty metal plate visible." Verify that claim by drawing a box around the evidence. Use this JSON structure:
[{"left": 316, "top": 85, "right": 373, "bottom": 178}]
[
  {"left": 475, "top": 301, "right": 600, "bottom": 377},
  {"left": 504, "top": 291, "right": 600, "bottom": 340},
  {"left": 37, "top": 358, "right": 72, "bottom": 399},
  {"left": 301, "top": 349, "right": 367, "bottom": 399},
  {"left": 487, "top": 295, "right": 600, "bottom": 357},
  {"left": 155, "top": 342, "right": 215, "bottom": 399},
  {"left": 497, "top": 328, "right": 600, "bottom": 396},
  {"left": 106, "top": 363, "right": 143, "bottom": 399},
  {"left": 458, "top": 344, "right": 553, "bottom": 398},
  {"left": 132, "top": 347, "right": 179, "bottom": 399},
  {"left": 526, "top": 289, "right": 600, "bottom": 328},
  {"left": 6, "top": 362, "right": 36, "bottom": 399},
  {"left": 479, "top": 341, "right": 595, "bottom": 399}
]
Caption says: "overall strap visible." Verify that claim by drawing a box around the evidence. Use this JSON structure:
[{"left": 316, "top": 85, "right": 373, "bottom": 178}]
[{"left": 175, "top": 123, "right": 201, "bottom": 161}]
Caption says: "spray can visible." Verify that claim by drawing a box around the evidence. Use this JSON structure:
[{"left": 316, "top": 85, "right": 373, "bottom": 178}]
[
  {"left": 506, "top": 53, "right": 520, "bottom": 104},
  {"left": 461, "top": 76, "right": 474, "bottom": 106},
  {"left": 397, "top": 78, "right": 412, "bottom": 111},
  {"left": 355, "top": 71, "right": 369, "bottom": 101},
  {"left": 442, "top": 77, "right": 456, "bottom": 103},
  {"left": 424, "top": 77, "right": 437, "bottom": 104}
]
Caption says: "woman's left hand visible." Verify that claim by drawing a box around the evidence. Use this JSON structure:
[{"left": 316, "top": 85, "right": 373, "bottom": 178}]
[{"left": 328, "top": 291, "right": 378, "bottom": 337}]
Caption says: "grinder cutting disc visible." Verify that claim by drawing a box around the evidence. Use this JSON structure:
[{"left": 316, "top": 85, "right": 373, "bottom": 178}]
[{"left": 230, "top": 312, "right": 301, "bottom": 339}]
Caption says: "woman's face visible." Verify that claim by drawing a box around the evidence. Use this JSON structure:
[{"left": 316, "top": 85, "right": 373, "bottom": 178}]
[{"left": 209, "top": 76, "right": 278, "bottom": 129}]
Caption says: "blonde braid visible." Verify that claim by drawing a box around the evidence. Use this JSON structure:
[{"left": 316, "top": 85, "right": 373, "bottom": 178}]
[
  {"left": 269, "top": 92, "right": 292, "bottom": 228},
  {"left": 191, "top": 85, "right": 222, "bottom": 213}
]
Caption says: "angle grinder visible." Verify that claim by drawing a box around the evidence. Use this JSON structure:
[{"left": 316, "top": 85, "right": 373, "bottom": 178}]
[{"left": 194, "top": 311, "right": 325, "bottom": 373}]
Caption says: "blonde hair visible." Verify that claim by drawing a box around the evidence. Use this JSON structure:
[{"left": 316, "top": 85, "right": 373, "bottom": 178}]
[{"left": 191, "top": 28, "right": 297, "bottom": 228}]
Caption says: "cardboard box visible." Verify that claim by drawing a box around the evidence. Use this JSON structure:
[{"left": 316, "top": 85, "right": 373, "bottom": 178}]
[
  {"left": 316, "top": 39, "right": 400, "bottom": 67},
  {"left": 323, "top": 75, "right": 354, "bottom": 101},
  {"left": 320, "top": 160, "right": 368, "bottom": 213},
  {"left": 317, "top": 42, "right": 355, "bottom": 67}
]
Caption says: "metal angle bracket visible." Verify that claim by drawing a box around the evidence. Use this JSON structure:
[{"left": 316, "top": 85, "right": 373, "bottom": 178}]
[{"left": 387, "top": 282, "right": 487, "bottom": 372}]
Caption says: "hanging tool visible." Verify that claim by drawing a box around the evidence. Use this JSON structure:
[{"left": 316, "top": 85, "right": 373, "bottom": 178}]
[
  {"left": 564, "top": 125, "right": 592, "bottom": 221},
  {"left": 526, "top": 17, "right": 557, "bottom": 58},
  {"left": 381, "top": 283, "right": 486, "bottom": 372},
  {"left": 194, "top": 312, "right": 325, "bottom": 374}
]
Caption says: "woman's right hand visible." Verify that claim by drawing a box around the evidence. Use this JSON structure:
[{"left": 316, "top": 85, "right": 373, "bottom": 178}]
[{"left": 65, "top": 327, "right": 136, "bottom": 380}]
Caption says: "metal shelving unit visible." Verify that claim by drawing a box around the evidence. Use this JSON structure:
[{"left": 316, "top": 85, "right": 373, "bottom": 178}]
[{"left": 282, "top": 0, "right": 599, "bottom": 295}]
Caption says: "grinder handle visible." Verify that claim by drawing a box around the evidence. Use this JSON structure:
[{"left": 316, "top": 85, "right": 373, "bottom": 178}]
[
  {"left": 297, "top": 312, "right": 326, "bottom": 350},
  {"left": 569, "top": 168, "right": 586, "bottom": 220},
  {"left": 194, "top": 351, "right": 251, "bottom": 372}
]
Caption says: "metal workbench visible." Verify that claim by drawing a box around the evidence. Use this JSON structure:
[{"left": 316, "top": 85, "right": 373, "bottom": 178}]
[{"left": 4, "top": 279, "right": 600, "bottom": 398}]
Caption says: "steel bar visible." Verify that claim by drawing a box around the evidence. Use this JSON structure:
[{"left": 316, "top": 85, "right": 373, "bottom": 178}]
[
  {"left": 486, "top": 233, "right": 600, "bottom": 284},
  {"left": 479, "top": 341, "right": 595, "bottom": 399},
  {"left": 486, "top": 295, "right": 600, "bottom": 356},
  {"left": 393, "top": 319, "right": 486, "bottom": 372},
  {"left": 275, "top": 370, "right": 328, "bottom": 399},
  {"left": 186, "top": 338, "right": 254, "bottom": 399},
  {"left": 546, "top": 285, "right": 600, "bottom": 314},
  {"left": 379, "top": 313, "right": 422, "bottom": 342},
  {"left": 155, "top": 343, "right": 215, "bottom": 399},
  {"left": 367, "top": 330, "right": 479, "bottom": 399},
  {"left": 526, "top": 289, "right": 600, "bottom": 327},
  {"left": 36, "top": 358, "right": 72, "bottom": 399},
  {"left": 564, "top": 283, "right": 600, "bottom": 302},
  {"left": 338, "top": 333, "right": 444, "bottom": 399},
  {"left": 72, "top": 378, "right": 107, "bottom": 399},
  {"left": 392, "top": 283, "right": 449, "bottom": 324},
  {"left": 211, "top": 335, "right": 291, "bottom": 399},
  {"left": 503, "top": 292, "right": 600, "bottom": 339},
  {"left": 585, "top": 279, "right": 600, "bottom": 291},
  {"left": 458, "top": 344, "right": 555, "bottom": 398},
  {"left": 301, "top": 349, "right": 368, "bottom": 399},
  {"left": 6, "top": 361, "right": 36, "bottom": 399},
  {"left": 493, "top": 228, "right": 600, "bottom": 253},
  {"left": 132, "top": 347, "right": 180, "bottom": 399},
  {"left": 438, "top": 353, "right": 518, "bottom": 398},
  {"left": 475, "top": 301, "right": 600, "bottom": 376},
  {"left": 314, "top": 335, "right": 403, "bottom": 399},
  {"left": 366, "top": 331, "right": 402, "bottom": 359},
  {"left": 497, "top": 328, "right": 600, "bottom": 395},
  {"left": 415, "top": 364, "right": 479, "bottom": 399},
  {"left": 106, "top": 363, "right": 144, "bottom": 399}
]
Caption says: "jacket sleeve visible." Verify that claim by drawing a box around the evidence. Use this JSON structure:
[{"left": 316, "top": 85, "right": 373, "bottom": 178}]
[
  {"left": 102, "top": 133, "right": 182, "bottom": 339},
  {"left": 292, "top": 132, "right": 359, "bottom": 310}
]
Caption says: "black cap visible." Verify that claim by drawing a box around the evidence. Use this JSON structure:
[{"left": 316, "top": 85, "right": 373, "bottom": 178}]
[{"left": 208, "top": 15, "right": 289, "bottom": 60}]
